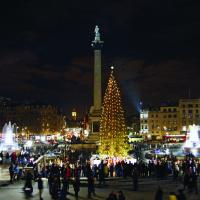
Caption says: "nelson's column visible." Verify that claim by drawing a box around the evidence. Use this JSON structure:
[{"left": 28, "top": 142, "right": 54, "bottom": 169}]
[{"left": 88, "top": 25, "right": 103, "bottom": 144}]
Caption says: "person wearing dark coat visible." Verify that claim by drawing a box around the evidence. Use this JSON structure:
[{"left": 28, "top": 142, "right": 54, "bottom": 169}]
[
  {"left": 24, "top": 171, "right": 33, "bottom": 193},
  {"left": 191, "top": 173, "right": 198, "bottom": 194},
  {"left": 60, "top": 177, "right": 68, "bottom": 200},
  {"left": 87, "top": 173, "right": 95, "bottom": 198},
  {"left": 155, "top": 186, "right": 163, "bottom": 200},
  {"left": 37, "top": 175, "right": 43, "bottom": 200},
  {"left": 177, "top": 189, "right": 186, "bottom": 200},
  {"left": 73, "top": 177, "right": 80, "bottom": 200},
  {"left": 132, "top": 168, "right": 139, "bottom": 191},
  {"left": 86, "top": 163, "right": 96, "bottom": 199},
  {"left": 9, "top": 163, "right": 14, "bottom": 183},
  {"left": 118, "top": 190, "right": 126, "bottom": 200},
  {"left": 106, "top": 191, "right": 117, "bottom": 200}
]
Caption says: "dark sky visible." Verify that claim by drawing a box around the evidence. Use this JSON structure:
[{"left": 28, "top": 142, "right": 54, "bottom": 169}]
[{"left": 0, "top": 0, "right": 200, "bottom": 117}]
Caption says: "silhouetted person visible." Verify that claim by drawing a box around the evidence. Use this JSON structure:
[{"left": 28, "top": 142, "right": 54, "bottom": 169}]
[
  {"left": 24, "top": 171, "right": 33, "bottom": 193},
  {"left": 183, "top": 172, "right": 190, "bottom": 190},
  {"left": 51, "top": 177, "right": 59, "bottom": 199},
  {"left": 73, "top": 177, "right": 80, "bottom": 200},
  {"left": 87, "top": 173, "right": 95, "bottom": 198},
  {"left": 132, "top": 168, "right": 139, "bottom": 191},
  {"left": 191, "top": 173, "right": 198, "bottom": 194},
  {"left": 60, "top": 178, "right": 68, "bottom": 200},
  {"left": 106, "top": 191, "right": 117, "bottom": 200},
  {"left": 9, "top": 163, "right": 14, "bottom": 183},
  {"left": 37, "top": 175, "right": 43, "bottom": 200},
  {"left": 118, "top": 190, "right": 126, "bottom": 200},
  {"left": 98, "top": 161, "right": 105, "bottom": 186},
  {"left": 177, "top": 189, "right": 186, "bottom": 200},
  {"left": 155, "top": 186, "right": 163, "bottom": 200}
]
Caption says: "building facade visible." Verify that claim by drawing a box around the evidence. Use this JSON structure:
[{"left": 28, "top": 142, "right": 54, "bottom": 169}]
[
  {"left": 179, "top": 99, "right": 200, "bottom": 129},
  {"left": 0, "top": 104, "right": 65, "bottom": 136},
  {"left": 140, "top": 109, "right": 149, "bottom": 135},
  {"left": 140, "top": 99, "right": 200, "bottom": 141}
]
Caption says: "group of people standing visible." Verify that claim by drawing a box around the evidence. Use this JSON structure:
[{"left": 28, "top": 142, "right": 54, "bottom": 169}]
[{"left": 4, "top": 148, "right": 200, "bottom": 200}]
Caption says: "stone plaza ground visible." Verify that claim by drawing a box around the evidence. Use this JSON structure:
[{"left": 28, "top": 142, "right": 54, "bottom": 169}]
[{"left": 0, "top": 164, "right": 200, "bottom": 200}]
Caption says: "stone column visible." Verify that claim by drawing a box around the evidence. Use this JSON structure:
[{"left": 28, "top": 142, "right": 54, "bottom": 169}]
[
  {"left": 88, "top": 26, "right": 104, "bottom": 144},
  {"left": 94, "top": 49, "right": 102, "bottom": 111}
]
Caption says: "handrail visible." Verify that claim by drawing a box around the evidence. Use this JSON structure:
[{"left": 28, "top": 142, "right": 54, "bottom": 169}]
[{"left": 33, "top": 155, "right": 44, "bottom": 164}]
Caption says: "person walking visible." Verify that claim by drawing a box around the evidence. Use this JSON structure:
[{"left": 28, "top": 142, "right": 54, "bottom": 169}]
[
  {"left": 183, "top": 171, "right": 190, "bottom": 191},
  {"left": 106, "top": 191, "right": 117, "bottom": 200},
  {"left": 65, "top": 164, "right": 71, "bottom": 193},
  {"left": 9, "top": 163, "right": 14, "bottom": 183},
  {"left": 155, "top": 186, "right": 163, "bottom": 200},
  {"left": 60, "top": 178, "right": 68, "bottom": 200},
  {"left": 13, "top": 163, "right": 20, "bottom": 181},
  {"left": 5, "top": 152, "right": 9, "bottom": 164},
  {"left": 132, "top": 167, "right": 139, "bottom": 191},
  {"left": 37, "top": 175, "right": 43, "bottom": 200},
  {"left": 24, "top": 170, "right": 33, "bottom": 194},
  {"left": 118, "top": 190, "right": 126, "bottom": 200},
  {"left": 51, "top": 176, "right": 59, "bottom": 199},
  {"left": 109, "top": 163, "right": 114, "bottom": 177},
  {"left": 191, "top": 173, "right": 198, "bottom": 194},
  {"left": 73, "top": 176, "right": 80, "bottom": 200},
  {"left": 87, "top": 164, "right": 96, "bottom": 199},
  {"left": 177, "top": 189, "right": 186, "bottom": 200},
  {"left": 98, "top": 161, "right": 105, "bottom": 186},
  {"left": 87, "top": 173, "right": 95, "bottom": 198}
]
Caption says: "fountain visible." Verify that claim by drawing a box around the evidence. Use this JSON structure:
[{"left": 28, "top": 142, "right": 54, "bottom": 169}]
[
  {"left": 0, "top": 122, "right": 19, "bottom": 152},
  {"left": 146, "top": 125, "right": 200, "bottom": 158},
  {"left": 182, "top": 125, "right": 200, "bottom": 156}
]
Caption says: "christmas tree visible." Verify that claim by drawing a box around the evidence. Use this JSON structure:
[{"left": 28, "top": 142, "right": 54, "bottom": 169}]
[{"left": 99, "top": 67, "right": 129, "bottom": 157}]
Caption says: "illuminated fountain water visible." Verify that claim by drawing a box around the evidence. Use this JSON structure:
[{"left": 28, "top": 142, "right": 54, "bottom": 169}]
[
  {"left": 0, "top": 122, "right": 19, "bottom": 152},
  {"left": 148, "top": 125, "right": 200, "bottom": 158},
  {"left": 182, "top": 125, "right": 200, "bottom": 156}
]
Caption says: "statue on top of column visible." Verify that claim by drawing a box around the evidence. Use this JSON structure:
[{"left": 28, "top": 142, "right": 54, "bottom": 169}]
[{"left": 94, "top": 25, "right": 100, "bottom": 42}]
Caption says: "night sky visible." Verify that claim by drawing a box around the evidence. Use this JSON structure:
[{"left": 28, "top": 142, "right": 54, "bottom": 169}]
[{"left": 1, "top": 0, "right": 200, "bottom": 117}]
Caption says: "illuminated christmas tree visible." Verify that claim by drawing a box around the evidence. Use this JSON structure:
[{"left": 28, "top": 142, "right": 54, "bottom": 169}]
[{"left": 99, "top": 67, "right": 129, "bottom": 157}]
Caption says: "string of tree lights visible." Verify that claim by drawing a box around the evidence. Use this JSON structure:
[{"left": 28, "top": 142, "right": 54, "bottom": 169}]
[{"left": 99, "top": 67, "right": 130, "bottom": 157}]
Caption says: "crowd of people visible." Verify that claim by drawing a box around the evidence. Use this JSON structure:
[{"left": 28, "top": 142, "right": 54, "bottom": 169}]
[
  {"left": 1, "top": 149, "right": 200, "bottom": 199},
  {"left": 24, "top": 156, "right": 199, "bottom": 199}
]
